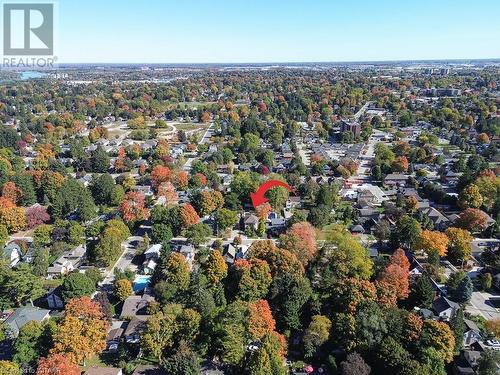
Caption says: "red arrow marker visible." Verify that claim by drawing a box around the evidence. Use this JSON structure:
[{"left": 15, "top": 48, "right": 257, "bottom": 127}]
[{"left": 250, "top": 180, "right": 294, "bottom": 209}]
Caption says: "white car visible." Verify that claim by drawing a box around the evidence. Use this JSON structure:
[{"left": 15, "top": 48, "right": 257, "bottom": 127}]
[{"left": 486, "top": 339, "right": 500, "bottom": 348}]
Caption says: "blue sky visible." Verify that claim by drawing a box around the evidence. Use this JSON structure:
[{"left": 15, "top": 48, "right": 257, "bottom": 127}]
[{"left": 58, "top": 0, "right": 500, "bottom": 63}]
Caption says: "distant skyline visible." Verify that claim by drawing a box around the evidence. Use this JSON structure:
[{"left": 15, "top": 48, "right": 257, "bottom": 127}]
[{"left": 58, "top": 0, "right": 500, "bottom": 63}]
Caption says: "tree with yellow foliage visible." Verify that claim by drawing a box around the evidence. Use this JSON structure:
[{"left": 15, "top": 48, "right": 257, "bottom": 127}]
[{"left": 415, "top": 230, "right": 449, "bottom": 256}]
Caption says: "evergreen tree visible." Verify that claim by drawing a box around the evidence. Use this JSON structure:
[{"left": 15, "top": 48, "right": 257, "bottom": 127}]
[
  {"left": 450, "top": 308, "right": 465, "bottom": 353},
  {"left": 453, "top": 276, "right": 473, "bottom": 304}
]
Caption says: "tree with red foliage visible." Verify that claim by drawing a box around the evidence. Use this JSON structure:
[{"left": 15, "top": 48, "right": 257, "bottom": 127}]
[
  {"left": 180, "top": 203, "right": 200, "bottom": 228},
  {"left": 36, "top": 354, "right": 80, "bottom": 375},
  {"left": 120, "top": 191, "right": 150, "bottom": 223},
  {"left": 25, "top": 205, "right": 50, "bottom": 229},
  {"left": 173, "top": 170, "right": 189, "bottom": 190},
  {"left": 259, "top": 101, "right": 267, "bottom": 112},
  {"left": 151, "top": 165, "right": 171, "bottom": 189},
  {"left": 247, "top": 299, "right": 276, "bottom": 340},
  {"left": 279, "top": 222, "right": 317, "bottom": 265},
  {"left": 455, "top": 208, "right": 489, "bottom": 233}
]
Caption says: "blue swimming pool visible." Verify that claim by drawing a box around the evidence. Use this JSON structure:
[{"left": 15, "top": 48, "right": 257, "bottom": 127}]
[{"left": 133, "top": 275, "right": 151, "bottom": 293}]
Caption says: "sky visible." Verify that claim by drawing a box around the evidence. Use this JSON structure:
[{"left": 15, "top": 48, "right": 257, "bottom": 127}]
[{"left": 57, "top": 0, "right": 500, "bottom": 63}]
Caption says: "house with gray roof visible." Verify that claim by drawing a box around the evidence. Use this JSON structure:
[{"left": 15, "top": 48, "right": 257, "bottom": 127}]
[{"left": 4, "top": 305, "right": 50, "bottom": 337}]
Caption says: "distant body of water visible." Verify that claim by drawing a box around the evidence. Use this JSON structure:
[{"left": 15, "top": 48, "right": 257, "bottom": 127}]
[{"left": 20, "top": 71, "right": 47, "bottom": 80}]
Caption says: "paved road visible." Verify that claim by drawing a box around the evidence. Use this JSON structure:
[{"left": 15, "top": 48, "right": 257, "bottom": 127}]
[
  {"left": 100, "top": 235, "right": 142, "bottom": 289},
  {"left": 183, "top": 123, "right": 214, "bottom": 171},
  {"left": 353, "top": 101, "right": 373, "bottom": 121}
]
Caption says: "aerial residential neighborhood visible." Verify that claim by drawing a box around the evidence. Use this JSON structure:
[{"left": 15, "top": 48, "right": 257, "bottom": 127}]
[{"left": 0, "top": 1, "right": 499, "bottom": 375}]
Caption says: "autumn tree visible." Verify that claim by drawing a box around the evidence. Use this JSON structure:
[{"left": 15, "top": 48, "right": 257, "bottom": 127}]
[
  {"left": 392, "top": 156, "right": 409, "bottom": 172},
  {"left": 151, "top": 164, "right": 171, "bottom": 189},
  {"left": 376, "top": 249, "right": 410, "bottom": 307},
  {"left": 0, "top": 197, "right": 26, "bottom": 233},
  {"left": 0, "top": 361, "right": 21, "bottom": 375},
  {"left": 179, "top": 203, "right": 200, "bottom": 228},
  {"left": 455, "top": 208, "right": 489, "bottom": 233},
  {"left": 1, "top": 181, "right": 22, "bottom": 204},
  {"left": 25, "top": 205, "right": 50, "bottom": 229},
  {"left": 157, "top": 181, "right": 178, "bottom": 203},
  {"left": 204, "top": 250, "right": 228, "bottom": 285},
  {"left": 445, "top": 227, "right": 473, "bottom": 263},
  {"left": 419, "top": 320, "right": 455, "bottom": 363},
  {"left": 248, "top": 240, "right": 304, "bottom": 277},
  {"left": 458, "top": 184, "right": 483, "bottom": 209},
  {"left": 120, "top": 191, "right": 149, "bottom": 223},
  {"left": 415, "top": 230, "right": 449, "bottom": 256},
  {"left": 114, "top": 278, "right": 133, "bottom": 301},
  {"left": 247, "top": 299, "right": 276, "bottom": 340},
  {"left": 36, "top": 354, "right": 80, "bottom": 375},
  {"left": 279, "top": 222, "right": 317, "bottom": 265},
  {"left": 231, "top": 258, "right": 272, "bottom": 302},
  {"left": 51, "top": 297, "right": 109, "bottom": 365},
  {"left": 194, "top": 190, "right": 224, "bottom": 216}
]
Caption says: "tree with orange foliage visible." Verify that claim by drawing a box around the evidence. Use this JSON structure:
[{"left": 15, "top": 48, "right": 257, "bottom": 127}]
[
  {"left": 476, "top": 133, "right": 490, "bottom": 144},
  {"left": 151, "top": 165, "right": 171, "bottom": 189},
  {"left": 51, "top": 296, "right": 109, "bottom": 365},
  {"left": 415, "top": 230, "right": 449, "bottom": 256},
  {"left": 157, "top": 182, "right": 179, "bottom": 203},
  {"left": 32, "top": 144, "right": 55, "bottom": 170},
  {"left": 279, "top": 222, "right": 317, "bottom": 265},
  {"left": 0, "top": 197, "right": 26, "bottom": 233},
  {"left": 405, "top": 313, "right": 423, "bottom": 343},
  {"left": 138, "top": 164, "right": 147, "bottom": 176},
  {"left": 255, "top": 202, "right": 272, "bottom": 220},
  {"left": 114, "top": 147, "right": 128, "bottom": 172},
  {"left": 392, "top": 156, "right": 409, "bottom": 172},
  {"left": 36, "top": 354, "right": 80, "bottom": 375},
  {"left": 180, "top": 203, "right": 200, "bottom": 228},
  {"left": 120, "top": 191, "right": 150, "bottom": 223},
  {"left": 195, "top": 190, "right": 224, "bottom": 216},
  {"left": 155, "top": 139, "right": 170, "bottom": 161},
  {"left": 200, "top": 111, "right": 211, "bottom": 123},
  {"left": 1, "top": 181, "right": 22, "bottom": 204},
  {"left": 173, "top": 170, "right": 189, "bottom": 190},
  {"left": 376, "top": 248, "right": 410, "bottom": 304},
  {"left": 455, "top": 208, "right": 489, "bottom": 233},
  {"left": 247, "top": 299, "right": 276, "bottom": 340}
]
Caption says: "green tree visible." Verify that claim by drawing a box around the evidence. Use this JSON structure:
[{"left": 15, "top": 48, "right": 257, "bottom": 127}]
[
  {"left": 391, "top": 215, "right": 422, "bottom": 249},
  {"left": 61, "top": 272, "right": 96, "bottom": 302},
  {"left": 186, "top": 223, "right": 211, "bottom": 246},
  {"left": 478, "top": 350, "right": 500, "bottom": 375},
  {"left": 303, "top": 315, "right": 332, "bottom": 358},
  {"left": 409, "top": 274, "right": 434, "bottom": 308},
  {"left": 0, "top": 225, "right": 8, "bottom": 248},
  {"left": 453, "top": 275, "right": 473, "bottom": 303},
  {"left": 269, "top": 273, "right": 312, "bottom": 332},
  {"left": 215, "top": 208, "right": 238, "bottom": 232},
  {"left": 90, "top": 173, "right": 115, "bottom": 205},
  {"left": 450, "top": 308, "right": 465, "bottom": 353},
  {"left": 163, "top": 342, "right": 200, "bottom": 375}
]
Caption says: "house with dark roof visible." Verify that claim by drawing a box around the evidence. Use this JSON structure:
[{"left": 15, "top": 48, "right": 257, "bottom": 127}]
[
  {"left": 463, "top": 319, "right": 482, "bottom": 347},
  {"left": 432, "top": 296, "right": 459, "bottom": 321}
]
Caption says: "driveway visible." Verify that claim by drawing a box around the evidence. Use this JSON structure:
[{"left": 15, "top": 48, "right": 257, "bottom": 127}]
[{"left": 466, "top": 289, "right": 500, "bottom": 320}]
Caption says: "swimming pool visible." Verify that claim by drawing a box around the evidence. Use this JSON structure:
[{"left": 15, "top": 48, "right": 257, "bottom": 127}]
[{"left": 133, "top": 275, "right": 151, "bottom": 293}]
